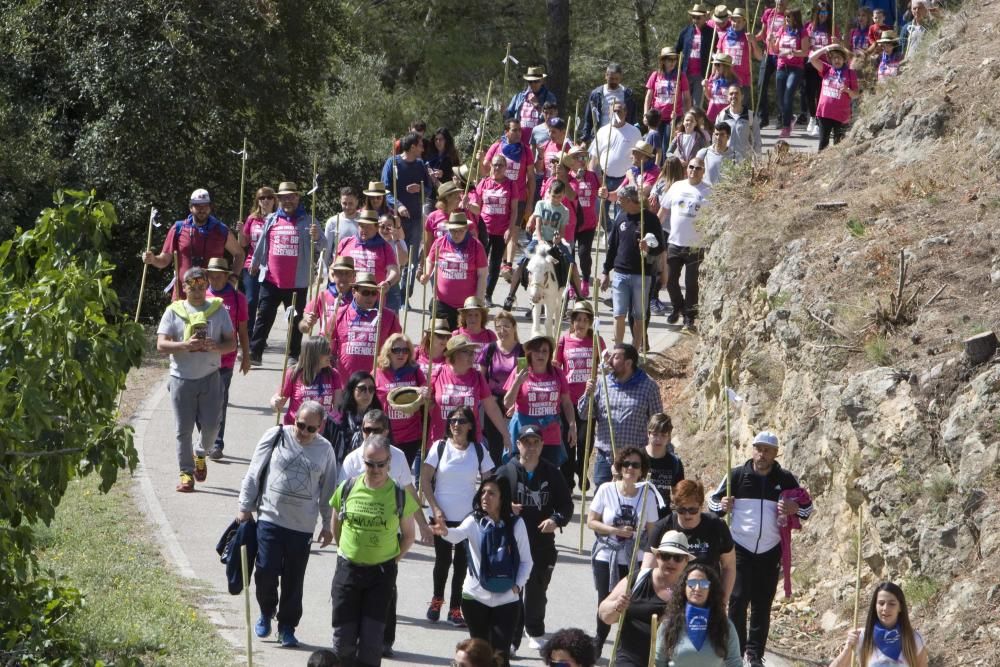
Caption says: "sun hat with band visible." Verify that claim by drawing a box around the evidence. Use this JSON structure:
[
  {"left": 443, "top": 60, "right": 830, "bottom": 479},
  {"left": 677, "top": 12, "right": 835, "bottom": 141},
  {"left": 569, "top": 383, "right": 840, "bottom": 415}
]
[
  {"left": 331, "top": 255, "right": 355, "bottom": 272},
  {"left": 632, "top": 140, "right": 656, "bottom": 160},
  {"left": 711, "top": 52, "right": 734, "bottom": 66},
  {"left": 523, "top": 66, "right": 547, "bottom": 81},
  {"left": 277, "top": 181, "right": 300, "bottom": 195},
  {"left": 424, "top": 317, "right": 453, "bottom": 336},
  {"left": 523, "top": 327, "right": 554, "bottom": 351},
  {"left": 437, "top": 181, "right": 460, "bottom": 201},
  {"left": 189, "top": 188, "right": 212, "bottom": 205},
  {"left": 730, "top": 6, "right": 747, "bottom": 19},
  {"left": 712, "top": 4, "right": 730, "bottom": 20},
  {"left": 753, "top": 430, "right": 779, "bottom": 448},
  {"left": 351, "top": 272, "right": 379, "bottom": 289},
  {"left": 659, "top": 46, "right": 680, "bottom": 59},
  {"left": 444, "top": 335, "right": 478, "bottom": 358},
  {"left": 877, "top": 29, "right": 900, "bottom": 44},
  {"left": 569, "top": 300, "right": 595, "bottom": 318},
  {"left": 362, "top": 181, "right": 387, "bottom": 197},
  {"left": 356, "top": 209, "right": 379, "bottom": 225},
  {"left": 446, "top": 211, "right": 470, "bottom": 229},
  {"left": 387, "top": 386, "right": 424, "bottom": 415},
  {"left": 654, "top": 530, "right": 695, "bottom": 560},
  {"left": 826, "top": 43, "right": 852, "bottom": 58},
  {"left": 687, "top": 3, "right": 710, "bottom": 16},
  {"left": 205, "top": 257, "right": 230, "bottom": 273},
  {"left": 458, "top": 296, "right": 489, "bottom": 313}
]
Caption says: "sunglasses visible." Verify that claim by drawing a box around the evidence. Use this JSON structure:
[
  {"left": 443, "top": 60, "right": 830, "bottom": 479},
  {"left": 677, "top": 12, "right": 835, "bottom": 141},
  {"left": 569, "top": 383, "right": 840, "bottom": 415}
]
[
  {"left": 354, "top": 384, "right": 375, "bottom": 394},
  {"left": 295, "top": 421, "right": 319, "bottom": 433},
  {"left": 390, "top": 347, "right": 409, "bottom": 354},
  {"left": 449, "top": 418, "right": 470, "bottom": 426},
  {"left": 185, "top": 278, "right": 208, "bottom": 288},
  {"left": 363, "top": 458, "right": 390, "bottom": 469},
  {"left": 258, "top": 195, "right": 274, "bottom": 201},
  {"left": 656, "top": 552, "right": 689, "bottom": 563},
  {"left": 620, "top": 460, "right": 642, "bottom": 470},
  {"left": 362, "top": 426, "right": 384, "bottom": 435},
  {"left": 674, "top": 506, "right": 700, "bottom": 516},
  {"left": 357, "top": 288, "right": 379, "bottom": 297},
  {"left": 686, "top": 578, "right": 711, "bottom": 590}
]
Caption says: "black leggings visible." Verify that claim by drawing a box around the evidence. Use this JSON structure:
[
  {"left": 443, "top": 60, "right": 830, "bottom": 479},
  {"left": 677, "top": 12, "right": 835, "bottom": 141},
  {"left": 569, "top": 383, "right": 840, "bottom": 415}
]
[
  {"left": 665, "top": 245, "right": 704, "bottom": 320},
  {"left": 576, "top": 228, "right": 596, "bottom": 283},
  {"left": 432, "top": 525, "right": 467, "bottom": 609},
  {"left": 461, "top": 599, "right": 519, "bottom": 667},
  {"left": 818, "top": 117, "right": 847, "bottom": 151},
  {"left": 485, "top": 233, "right": 507, "bottom": 299},
  {"left": 591, "top": 557, "right": 629, "bottom": 648},
  {"left": 803, "top": 64, "right": 821, "bottom": 119}
]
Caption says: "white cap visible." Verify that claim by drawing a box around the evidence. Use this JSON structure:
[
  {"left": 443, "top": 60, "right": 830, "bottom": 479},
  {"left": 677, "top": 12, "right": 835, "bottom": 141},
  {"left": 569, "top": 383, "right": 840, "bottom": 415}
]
[
  {"left": 189, "top": 188, "right": 211, "bottom": 205},
  {"left": 643, "top": 232, "right": 660, "bottom": 248},
  {"left": 753, "top": 431, "right": 779, "bottom": 448}
]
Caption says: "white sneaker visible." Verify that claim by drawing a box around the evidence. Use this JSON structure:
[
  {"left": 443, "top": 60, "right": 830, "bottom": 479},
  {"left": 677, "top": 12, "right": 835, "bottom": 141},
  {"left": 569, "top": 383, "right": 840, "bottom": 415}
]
[
  {"left": 807, "top": 117, "right": 820, "bottom": 137},
  {"left": 509, "top": 644, "right": 518, "bottom": 658},
  {"left": 527, "top": 635, "right": 543, "bottom": 650}
]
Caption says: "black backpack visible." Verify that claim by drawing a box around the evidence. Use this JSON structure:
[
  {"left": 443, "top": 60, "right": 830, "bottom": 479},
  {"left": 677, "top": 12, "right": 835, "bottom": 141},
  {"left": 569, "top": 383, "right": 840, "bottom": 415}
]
[
  {"left": 467, "top": 515, "right": 521, "bottom": 593},
  {"left": 337, "top": 475, "right": 406, "bottom": 521}
]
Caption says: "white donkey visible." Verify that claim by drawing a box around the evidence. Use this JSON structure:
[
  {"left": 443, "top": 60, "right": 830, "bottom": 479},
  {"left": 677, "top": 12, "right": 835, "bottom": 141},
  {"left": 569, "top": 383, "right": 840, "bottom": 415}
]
[{"left": 524, "top": 241, "right": 562, "bottom": 342}]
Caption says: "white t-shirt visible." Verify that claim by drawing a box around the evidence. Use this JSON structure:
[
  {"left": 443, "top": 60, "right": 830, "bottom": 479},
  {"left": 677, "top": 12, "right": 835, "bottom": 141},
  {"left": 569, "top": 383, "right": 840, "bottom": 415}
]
[
  {"left": 423, "top": 440, "right": 495, "bottom": 522},
  {"left": 590, "top": 481, "right": 660, "bottom": 564},
  {"left": 855, "top": 628, "right": 925, "bottom": 666},
  {"left": 341, "top": 445, "right": 413, "bottom": 488},
  {"left": 658, "top": 179, "right": 712, "bottom": 248},
  {"left": 589, "top": 123, "right": 642, "bottom": 178},
  {"left": 600, "top": 85, "right": 626, "bottom": 126}
]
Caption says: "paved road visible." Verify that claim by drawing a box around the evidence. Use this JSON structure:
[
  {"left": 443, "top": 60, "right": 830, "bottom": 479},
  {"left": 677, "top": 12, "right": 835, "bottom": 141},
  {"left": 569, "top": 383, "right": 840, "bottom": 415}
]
[{"left": 131, "top": 244, "right": 796, "bottom": 665}]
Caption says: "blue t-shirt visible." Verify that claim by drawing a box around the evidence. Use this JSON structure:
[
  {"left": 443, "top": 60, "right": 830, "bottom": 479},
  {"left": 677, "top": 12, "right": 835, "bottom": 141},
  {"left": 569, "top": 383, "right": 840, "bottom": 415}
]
[{"left": 532, "top": 199, "right": 569, "bottom": 243}]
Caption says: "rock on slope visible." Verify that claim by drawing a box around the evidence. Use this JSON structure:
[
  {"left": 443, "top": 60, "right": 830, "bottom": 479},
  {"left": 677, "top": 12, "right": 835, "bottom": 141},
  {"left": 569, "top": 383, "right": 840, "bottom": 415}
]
[{"left": 677, "top": 1, "right": 1000, "bottom": 663}]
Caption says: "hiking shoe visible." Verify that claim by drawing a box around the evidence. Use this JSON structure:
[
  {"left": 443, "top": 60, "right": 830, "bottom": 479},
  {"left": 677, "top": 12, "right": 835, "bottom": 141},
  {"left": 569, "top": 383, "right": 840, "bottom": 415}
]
[
  {"left": 650, "top": 298, "right": 667, "bottom": 315},
  {"left": 208, "top": 446, "right": 224, "bottom": 461},
  {"left": 382, "top": 646, "right": 395, "bottom": 658},
  {"left": 194, "top": 455, "right": 208, "bottom": 482},
  {"left": 509, "top": 644, "right": 518, "bottom": 659},
  {"left": 426, "top": 596, "right": 444, "bottom": 622},
  {"left": 447, "top": 607, "right": 466, "bottom": 628},
  {"left": 500, "top": 262, "right": 513, "bottom": 281},
  {"left": 667, "top": 309, "right": 681, "bottom": 325},
  {"left": 249, "top": 353, "right": 263, "bottom": 367},
  {"left": 527, "top": 634, "right": 544, "bottom": 650},
  {"left": 254, "top": 613, "right": 273, "bottom": 638},
  {"left": 580, "top": 279, "right": 590, "bottom": 298},
  {"left": 176, "top": 473, "right": 195, "bottom": 493},
  {"left": 682, "top": 318, "right": 698, "bottom": 334},
  {"left": 277, "top": 625, "right": 298, "bottom": 648},
  {"left": 502, "top": 296, "right": 515, "bottom": 312},
  {"left": 744, "top": 653, "right": 765, "bottom": 667},
  {"left": 778, "top": 127, "right": 791, "bottom": 139}
]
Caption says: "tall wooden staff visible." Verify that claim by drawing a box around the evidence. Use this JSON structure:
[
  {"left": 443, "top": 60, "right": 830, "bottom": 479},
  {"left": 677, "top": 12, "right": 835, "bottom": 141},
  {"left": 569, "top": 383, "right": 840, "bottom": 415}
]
[
  {"left": 172, "top": 251, "right": 181, "bottom": 300},
  {"left": 418, "top": 255, "right": 440, "bottom": 498},
  {"left": 851, "top": 506, "right": 864, "bottom": 667},
  {"left": 609, "top": 474, "right": 654, "bottom": 667},
  {"left": 308, "top": 156, "right": 319, "bottom": 304},
  {"left": 240, "top": 544, "right": 254, "bottom": 667},
  {"left": 275, "top": 293, "right": 298, "bottom": 426},
  {"left": 723, "top": 352, "right": 734, "bottom": 525},
  {"left": 749, "top": 0, "right": 765, "bottom": 115},
  {"left": 236, "top": 137, "right": 248, "bottom": 232},
  {"left": 371, "top": 284, "right": 386, "bottom": 375},
  {"left": 638, "top": 159, "right": 647, "bottom": 363},
  {"left": 703, "top": 17, "right": 721, "bottom": 110},
  {"left": 500, "top": 43, "right": 513, "bottom": 134},
  {"left": 468, "top": 81, "right": 494, "bottom": 194},
  {"left": 315, "top": 250, "right": 328, "bottom": 334},
  {"left": 134, "top": 206, "right": 158, "bottom": 322},
  {"left": 674, "top": 53, "right": 686, "bottom": 122},
  {"left": 648, "top": 613, "right": 659, "bottom": 667},
  {"left": 402, "top": 245, "right": 415, "bottom": 330},
  {"left": 327, "top": 292, "right": 342, "bottom": 346},
  {"left": 572, "top": 98, "right": 581, "bottom": 144}
]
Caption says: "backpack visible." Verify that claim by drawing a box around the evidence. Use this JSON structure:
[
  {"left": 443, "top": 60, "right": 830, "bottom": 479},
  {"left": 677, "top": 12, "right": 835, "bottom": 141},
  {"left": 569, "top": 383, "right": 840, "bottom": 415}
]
[
  {"left": 337, "top": 475, "right": 405, "bottom": 522},
  {"left": 168, "top": 298, "right": 224, "bottom": 341},
  {"left": 467, "top": 515, "right": 521, "bottom": 593},
  {"left": 430, "top": 438, "right": 485, "bottom": 490}
]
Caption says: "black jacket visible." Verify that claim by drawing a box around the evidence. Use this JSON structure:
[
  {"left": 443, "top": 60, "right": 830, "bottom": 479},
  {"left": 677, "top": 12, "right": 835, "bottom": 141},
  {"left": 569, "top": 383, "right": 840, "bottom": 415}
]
[
  {"left": 496, "top": 458, "right": 573, "bottom": 554},
  {"left": 603, "top": 210, "right": 665, "bottom": 276},
  {"left": 580, "top": 85, "right": 638, "bottom": 143},
  {"left": 675, "top": 23, "right": 715, "bottom": 73}
]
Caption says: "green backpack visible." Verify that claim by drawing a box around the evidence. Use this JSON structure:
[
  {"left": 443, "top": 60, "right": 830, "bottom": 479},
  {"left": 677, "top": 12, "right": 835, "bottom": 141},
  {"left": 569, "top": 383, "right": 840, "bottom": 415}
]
[{"left": 168, "top": 298, "right": 224, "bottom": 340}]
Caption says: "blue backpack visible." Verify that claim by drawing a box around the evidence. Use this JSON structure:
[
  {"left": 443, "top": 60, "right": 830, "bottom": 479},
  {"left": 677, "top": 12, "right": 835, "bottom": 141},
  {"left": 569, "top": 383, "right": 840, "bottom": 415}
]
[{"left": 467, "top": 516, "right": 521, "bottom": 593}]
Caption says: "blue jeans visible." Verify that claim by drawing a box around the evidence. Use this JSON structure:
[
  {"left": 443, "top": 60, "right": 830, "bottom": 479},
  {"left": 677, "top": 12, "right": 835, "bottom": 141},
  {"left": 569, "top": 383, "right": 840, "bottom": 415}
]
[
  {"left": 757, "top": 55, "right": 778, "bottom": 124},
  {"left": 400, "top": 214, "right": 423, "bottom": 300},
  {"left": 688, "top": 73, "right": 704, "bottom": 110},
  {"left": 241, "top": 268, "right": 260, "bottom": 339},
  {"left": 255, "top": 520, "right": 313, "bottom": 630},
  {"left": 385, "top": 284, "right": 403, "bottom": 313},
  {"left": 775, "top": 66, "right": 804, "bottom": 129},
  {"left": 611, "top": 272, "right": 651, "bottom": 320},
  {"left": 593, "top": 448, "right": 613, "bottom": 487},
  {"left": 601, "top": 175, "right": 626, "bottom": 233}
]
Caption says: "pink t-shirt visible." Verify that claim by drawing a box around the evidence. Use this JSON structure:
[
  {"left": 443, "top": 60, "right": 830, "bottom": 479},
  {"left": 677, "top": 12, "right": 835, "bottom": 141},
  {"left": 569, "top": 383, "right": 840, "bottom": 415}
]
[
  {"left": 476, "top": 177, "right": 516, "bottom": 236},
  {"left": 877, "top": 52, "right": 901, "bottom": 83},
  {"left": 375, "top": 365, "right": 426, "bottom": 443},
  {"left": 541, "top": 177, "right": 577, "bottom": 243},
  {"left": 265, "top": 215, "right": 301, "bottom": 289},
  {"left": 242, "top": 215, "right": 265, "bottom": 270},
  {"left": 776, "top": 28, "right": 806, "bottom": 69},
  {"left": 336, "top": 235, "right": 397, "bottom": 283},
  {"left": 428, "top": 235, "right": 488, "bottom": 309},
  {"left": 556, "top": 333, "right": 607, "bottom": 404},
  {"left": 415, "top": 346, "right": 446, "bottom": 380},
  {"left": 502, "top": 367, "right": 569, "bottom": 446},
  {"left": 688, "top": 28, "right": 703, "bottom": 77},
  {"left": 305, "top": 288, "right": 342, "bottom": 336},
  {"left": 281, "top": 367, "right": 341, "bottom": 425},
  {"left": 208, "top": 284, "right": 248, "bottom": 370},
  {"left": 483, "top": 141, "right": 535, "bottom": 200},
  {"left": 454, "top": 327, "right": 498, "bottom": 359},
  {"left": 518, "top": 91, "right": 544, "bottom": 129},
  {"left": 762, "top": 8, "right": 786, "bottom": 56},
  {"left": 538, "top": 138, "right": 571, "bottom": 179},
  {"left": 330, "top": 301, "right": 402, "bottom": 383},
  {"left": 575, "top": 170, "right": 601, "bottom": 233},
  {"left": 705, "top": 74, "right": 736, "bottom": 122},
  {"left": 430, "top": 365, "right": 491, "bottom": 442},
  {"left": 646, "top": 70, "right": 690, "bottom": 121},
  {"left": 816, "top": 62, "right": 858, "bottom": 124},
  {"left": 805, "top": 23, "right": 840, "bottom": 55},
  {"left": 719, "top": 31, "right": 752, "bottom": 86}
]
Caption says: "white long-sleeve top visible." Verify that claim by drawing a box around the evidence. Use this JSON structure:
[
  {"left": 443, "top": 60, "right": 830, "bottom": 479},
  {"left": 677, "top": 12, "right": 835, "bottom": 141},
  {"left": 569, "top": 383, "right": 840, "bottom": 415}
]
[{"left": 440, "top": 513, "right": 533, "bottom": 607}]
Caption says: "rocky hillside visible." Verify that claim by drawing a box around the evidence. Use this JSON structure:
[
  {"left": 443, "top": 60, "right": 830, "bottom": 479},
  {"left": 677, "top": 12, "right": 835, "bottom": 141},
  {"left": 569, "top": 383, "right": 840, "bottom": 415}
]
[{"left": 673, "top": 2, "right": 1000, "bottom": 663}]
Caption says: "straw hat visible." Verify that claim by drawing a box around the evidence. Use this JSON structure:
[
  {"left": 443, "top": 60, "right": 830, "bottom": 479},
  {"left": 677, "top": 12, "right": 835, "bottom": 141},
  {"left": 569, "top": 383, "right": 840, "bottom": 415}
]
[
  {"left": 653, "top": 531, "right": 695, "bottom": 559},
  {"left": 205, "top": 257, "right": 230, "bottom": 273},
  {"left": 276, "top": 181, "right": 300, "bottom": 195},
  {"left": 877, "top": 29, "right": 900, "bottom": 43},
  {"left": 362, "top": 181, "right": 387, "bottom": 197},
  {"left": 551, "top": 151, "right": 576, "bottom": 169},
  {"left": 827, "top": 43, "right": 852, "bottom": 58},
  {"left": 453, "top": 164, "right": 472, "bottom": 184},
  {"left": 387, "top": 386, "right": 424, "bottom": 415},
  {"left": 687, "top": 3, "right": 710, "bottom": 16},
  {"left": 437, "top": 181, "right": 460, "bottom": 201},
  {"left": 711, "top": 52, "right": 734, "bottom": 66},
  {"left": 659, "top": 46, "right": 680, "bottom": 59},
  {"left": 569, "top": 300, "right": 595, "bottom": 317},
  {"left": 523, "top": 66, "right": 547, "bottom": 81},
  {"left": 730, "top": 6, "right": 747, "bottom": 18},
  {"left": 424, "top": 317, "right": 453, "bottom": 336},
  {"left": 712, "top": 4, "right": 730, "bottom": 20},
  {"left": 351, "top": 272, "right": 378, "bottom": 288},
  {"left": 523, "top": 327, "right": 554, "bottom": 350},
  {"left": 446, "top": 211, "right": 470, "bottom": 229},
  {"left": 443, "top": 335, "right": 478, "bottom": 358},
  {"left": 331, "top": 255, "right": 355, "bottom": 272},
  {"left": 632, "top": 140, "right": 656, "bottom": 159},
  {"left": 357, "top": 209, "right": 379, "bottom": 225},
  {"left": 458, "top": 296, "right": 489, "bottom": 313}
]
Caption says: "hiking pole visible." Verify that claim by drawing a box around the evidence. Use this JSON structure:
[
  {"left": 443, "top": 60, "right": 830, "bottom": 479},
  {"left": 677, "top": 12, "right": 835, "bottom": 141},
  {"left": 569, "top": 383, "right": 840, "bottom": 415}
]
[
  {"left": 308, "top": 155, "right": 319, "bottom": 304},
  {"left": 647, "top": 613, "right": 658, "bottom": 667},
  {"left": 851, "top": 506, "right": 864, "bottom": 667},
  {"left": 639, "top": 159, "right": 647, "bottom": 363},
  {"left": 402, "top": 245, "right": 415, "bottom": 330},
  {"left": 134, "top": 206, "right": 158, "bottom": 322},
  {"left": 240, "top": 544, "right": 254, "bottom": 667},
  {"left": 371, "top": 284, "right": 386, "bottom": 375},
  {"left": 572, "top": 98, "right": 581, "bottom": 144},
  {"left": 418, "top": 256, "right": 440, "bottom": 503},
  {"left": 704, "top": 25, "right": 720, "bottom": 110},
  {"left": 328, "top": 292, "right": 342, "bottom": 346},
  {"left": 724, "top": 353, "right": 733, "bottom": 526},
  {"left": 555, "top": 264, "right": 575, "bottom": 334},
  {"left": 467, "top": 81, "right": 494, "bottom": 198},
  {"left": 315, "top": 249, "right": 328, "bottom": 335},
  {"left": 236, "top": 137, "right": 248, "bottom": 234},
  {"left": 276, "top": 292, "right": 298, "bottom": 426},
  {"left": 172, "top": 251, "right": 181, "bottom": 300},
  {"left": 609, "top": 473, "right": 654, "bottom": 667}
]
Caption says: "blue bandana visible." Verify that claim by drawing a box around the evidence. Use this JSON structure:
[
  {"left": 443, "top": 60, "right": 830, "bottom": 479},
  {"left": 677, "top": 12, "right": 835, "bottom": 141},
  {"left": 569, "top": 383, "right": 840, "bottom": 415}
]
[
  {"left": 349, "top": 297, "right": 378, "bottom": 324},
  {"left": 500, "top": 135, "right": 523, "bottom": 163},
  {"left": 685, "top": 603, "right": 710, "bottom": 651},
  {"left": 725, "top": 26, "right": 742, "bottom": 45},
  {"left": 873, "top": 621, "right": 902, "bottom": 661}
]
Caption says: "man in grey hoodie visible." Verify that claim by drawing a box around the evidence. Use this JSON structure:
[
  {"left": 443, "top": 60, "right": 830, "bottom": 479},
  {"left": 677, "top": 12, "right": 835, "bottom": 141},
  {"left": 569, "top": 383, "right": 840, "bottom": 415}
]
[{"left": 238, "top": 400, "right": 339, "bottom": 648}]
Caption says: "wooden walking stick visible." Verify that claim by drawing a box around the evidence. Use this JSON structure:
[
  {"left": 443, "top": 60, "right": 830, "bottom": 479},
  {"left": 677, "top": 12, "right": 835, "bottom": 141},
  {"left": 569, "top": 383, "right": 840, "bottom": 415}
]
[
  {"left": 674, "top": 53, "right": 686, "bottom": 122},
  {"left": 308, "top": 155, "right": 319, "bottom": 304},
  {"left": 371, "top": 284, "right": 386, "bottom": 375},
  {"left": 609, "top": 474, "right": 654, "bottom": 667},
  {"left": 851, "top": 506, "right": 864, "bottom": 667},
  {"left": 418, "top": 255, "right": 440, "bottom": 491},
  {"left": 703, "top": 23, "right": 720, "bottom": 110},
  {"left": 402, "top": 245, "right": 416, "bottom": 330},
  {"left": 648, "top": 613, "right": 659, "bottom": 667},
  {"left": 467, "top": 81, "right": 494, "bottom": 196},
  {"left": 134, "top": 206, "right": 158, "bottom": 322},
  {"left": 327, "top": 292, "right": 342, "bottom": 346},
  {"left": 724, "top": 353, "right": 734, "bottom": 525},
  {"left": 240, "top": 544, "right": 254, "bottom": 667},
  {"left": 275, "top": 293, "right": 298, "bottom": 426},
  {"left": 501, "top": 42, "right": 512, "bottom": 133},
  {"left": 572, "top": 98, "right": 581, "bottom": 144},
  {"left": 172, "top": 251, "right": 181, "bottom": 300},
  {"left": 638, "top": 159, "right": 647, "bottom": 363},
  {"left": 236, "top": 137, "right": 248, "bottom": 232}
]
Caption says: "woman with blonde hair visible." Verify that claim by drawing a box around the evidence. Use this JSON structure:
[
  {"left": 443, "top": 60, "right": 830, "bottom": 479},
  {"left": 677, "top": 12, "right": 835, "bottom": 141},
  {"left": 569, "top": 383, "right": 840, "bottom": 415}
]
[
  {"left": 270, "top": 336, "right": 342, "bottom": 429},
  {"left": 374, "top": 333, "right": 426, "bottom": 466},
  {"left": 239, "top": 185, "right": 276, "bottom": 328}
]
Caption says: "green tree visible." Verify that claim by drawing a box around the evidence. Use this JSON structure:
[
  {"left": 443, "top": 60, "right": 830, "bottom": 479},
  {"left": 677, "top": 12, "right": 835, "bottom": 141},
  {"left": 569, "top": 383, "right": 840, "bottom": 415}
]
[{"left": 0, "top": 190, "right": 145, "bottom": 662}]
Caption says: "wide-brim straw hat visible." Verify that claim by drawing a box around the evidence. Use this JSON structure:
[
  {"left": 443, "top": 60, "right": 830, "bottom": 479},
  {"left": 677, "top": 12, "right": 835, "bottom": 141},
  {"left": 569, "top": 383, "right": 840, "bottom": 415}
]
[
  {"left": 331, "top": 255, "right": 355, "bottom": 272},
  {"left": 437, "top": 181, "right": 460, "bottom": 201},
  {"left": 711, "top": 52, "right": 734, "bottom": 66},
  {"left": 552, "top": 151, "right": 576, "bottom": 169},
  {"left": 444, "top": 334, "right": 478, "bottom": 358},
  {"left": 632, "top": 140, "right": 656, "bottom": 159},
  {"left": 523, "top": 328, "right": 554, "bottom": 350},
  {"left": 827, "top": 44, "right": 852, "bottom": 58},
  {"left": 458, "top": 296, "right": 489, "bottom": 313},
  {"left": 351, "top": 272, "right": 379, "bottom": 288},
  {"left": 877, "top": 29, "right": 901, "bottom": 43},
  {"left": 730, "top": 7, "right": 746, "bottom": 18},
  {"left": 206, "top": 257, "right": 230, "bottom": 273},
  {"left": 453, "top": 164, "right": 472, "bottom": 183},
  {"left": 523, "top": 66, "right": 546, "bottom": 81},
  {"left": 659, "top": 46, "right": 680, "bottom": 59},
  {"left": 654, "top": 530, "right": 695, "bottom": 559},
  {"left": 277, "top": 181, "right": 300, "bottom": 195},
  {"left": 425, "top": 318, "right": 453, "bottom": 336},
  {"left": 687, "top": 3, "right": 710, "bottom": 16},
  {"left": 387, "top": 386, "right": 424, "bottom": 415},
  {"left": 712, "top": 4, "right": 730, "bottom": 20},
  {"left": 357, "top": 209, "right": 379, "bottom": 225},
  {"left": 570, "top": 300, "right": 595, "bottom": 317},
  {"left": 446, "top": 211, "right": 470, "bottom": 229},
  {"left": 363, "top": 181, "right": 387, "bottom": 197}
]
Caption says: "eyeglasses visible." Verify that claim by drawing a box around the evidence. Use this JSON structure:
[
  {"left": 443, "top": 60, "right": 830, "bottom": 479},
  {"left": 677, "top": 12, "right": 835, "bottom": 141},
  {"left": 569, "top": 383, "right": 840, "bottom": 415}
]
[
  {"left": 258, "top": 195, "right": 274, "bottom": 201},
  {"left": 620, "top": 460, "right": 642, "bottom": 470},
  {"left": 363, "top": 458, "right": 389, "bottom": 468},
  {"left": 362, "top": 426, "right": 384, "bottom": 435},
  {"left": 656, "top": 552, "right": 689, "bottom": 563},
  {"left": 390, "top": 347, "right": 409, "bottom": 355},
  {"left": 295, "top": 421, "right": 319, "bottom": 433},
  {"left": 686, "top": 578, "right": 711, "bottom": 590},
  {"left": 674, "top": 506, "right": 700, "bottom": 516},
  {"left": 357, "top": 288, "right": 378, "bottom": 297},
  {"left": 185, "top": 278, "right": 208, "bottom": 288},
  {"left": 688, "top": 165, "right": 705, "bottom": 171},
  {"left": 354, "top": 384, "right": 375, "bottom": 394},
  {"left": 449, "top": 418, "right": 470, "bottom": 426}
]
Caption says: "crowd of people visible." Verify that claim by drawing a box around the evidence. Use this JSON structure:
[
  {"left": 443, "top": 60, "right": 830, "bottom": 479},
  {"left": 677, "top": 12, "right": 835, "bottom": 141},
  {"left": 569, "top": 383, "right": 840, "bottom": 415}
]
[{"left": 145, "top": 1, "right": 940, "bottom": 665}]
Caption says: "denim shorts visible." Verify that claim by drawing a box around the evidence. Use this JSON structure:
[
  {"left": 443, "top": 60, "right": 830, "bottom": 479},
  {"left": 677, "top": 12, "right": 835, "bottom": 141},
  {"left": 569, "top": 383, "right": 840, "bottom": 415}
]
[{"left": 611, "top": 272, "right": 650, "bottom": 320}]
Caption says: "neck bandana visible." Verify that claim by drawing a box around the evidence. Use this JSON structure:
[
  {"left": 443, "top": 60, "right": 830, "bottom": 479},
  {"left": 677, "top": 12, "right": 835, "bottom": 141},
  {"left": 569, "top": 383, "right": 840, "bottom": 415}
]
[
  {"left": 685, "top": 603, "right": 710, "bottom": 651},
  {"left": 500, "top": 135, "right": 523, "bottom": 162},
  {"left": 873, "top": 621, "right": 903, "bottom": 661},
  {"left": 725, "top": 26, "right": 742, "bottom": 45},
  {"left": 349, "top": 297, "right": 378, "bottom": 324}
]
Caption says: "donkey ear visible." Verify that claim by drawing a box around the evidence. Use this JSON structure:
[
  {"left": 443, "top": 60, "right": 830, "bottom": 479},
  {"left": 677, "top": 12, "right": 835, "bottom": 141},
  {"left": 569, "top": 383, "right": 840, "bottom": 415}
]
[{"left": 546, "top": 256, "right": 558, "bottom": 266}]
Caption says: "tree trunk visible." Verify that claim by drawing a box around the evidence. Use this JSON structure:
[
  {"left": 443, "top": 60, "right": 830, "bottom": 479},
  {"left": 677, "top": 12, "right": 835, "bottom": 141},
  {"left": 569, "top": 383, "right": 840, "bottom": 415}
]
[
  {"left": 633, "top": 0, "right": 659, "bottom": 74},
  {"left": 545, "top": 0, "right": 570, "bottom": 111}
]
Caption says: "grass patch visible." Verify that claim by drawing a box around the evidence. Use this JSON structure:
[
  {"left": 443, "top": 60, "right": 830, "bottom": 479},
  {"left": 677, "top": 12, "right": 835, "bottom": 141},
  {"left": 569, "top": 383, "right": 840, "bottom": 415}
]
[
  {"left": 33, "top": 477, "right": 235, "bottom": 666},
  {"left": 846, "top": 218, "right": 866, "bottom": 238},
  {"left": 927, "top": 471, "right": 956, "bottom": 502},
  {"left": 903, "top": 575, "right": 941, "bottom": 608},
  {"left": 864, "top": 337, "right": 893, "bottom": 366}
]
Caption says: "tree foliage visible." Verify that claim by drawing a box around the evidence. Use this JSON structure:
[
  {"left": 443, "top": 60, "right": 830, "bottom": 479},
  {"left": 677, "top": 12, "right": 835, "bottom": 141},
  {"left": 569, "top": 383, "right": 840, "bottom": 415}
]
[{"left": 0, "top": 190, "right": 144, "bottom": 663}]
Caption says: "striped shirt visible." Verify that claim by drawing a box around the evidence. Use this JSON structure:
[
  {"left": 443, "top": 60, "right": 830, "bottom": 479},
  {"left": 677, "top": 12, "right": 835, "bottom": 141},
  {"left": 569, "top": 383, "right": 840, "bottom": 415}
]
[{"left": 577, "top": 368, "right": 662, "bottom": 454}]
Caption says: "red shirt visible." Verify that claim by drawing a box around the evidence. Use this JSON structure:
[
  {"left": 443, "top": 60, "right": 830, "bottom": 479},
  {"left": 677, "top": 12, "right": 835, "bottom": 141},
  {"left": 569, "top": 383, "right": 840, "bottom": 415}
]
[{"left": 161, "top": 216, "right": 230, "bottom": 299}]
